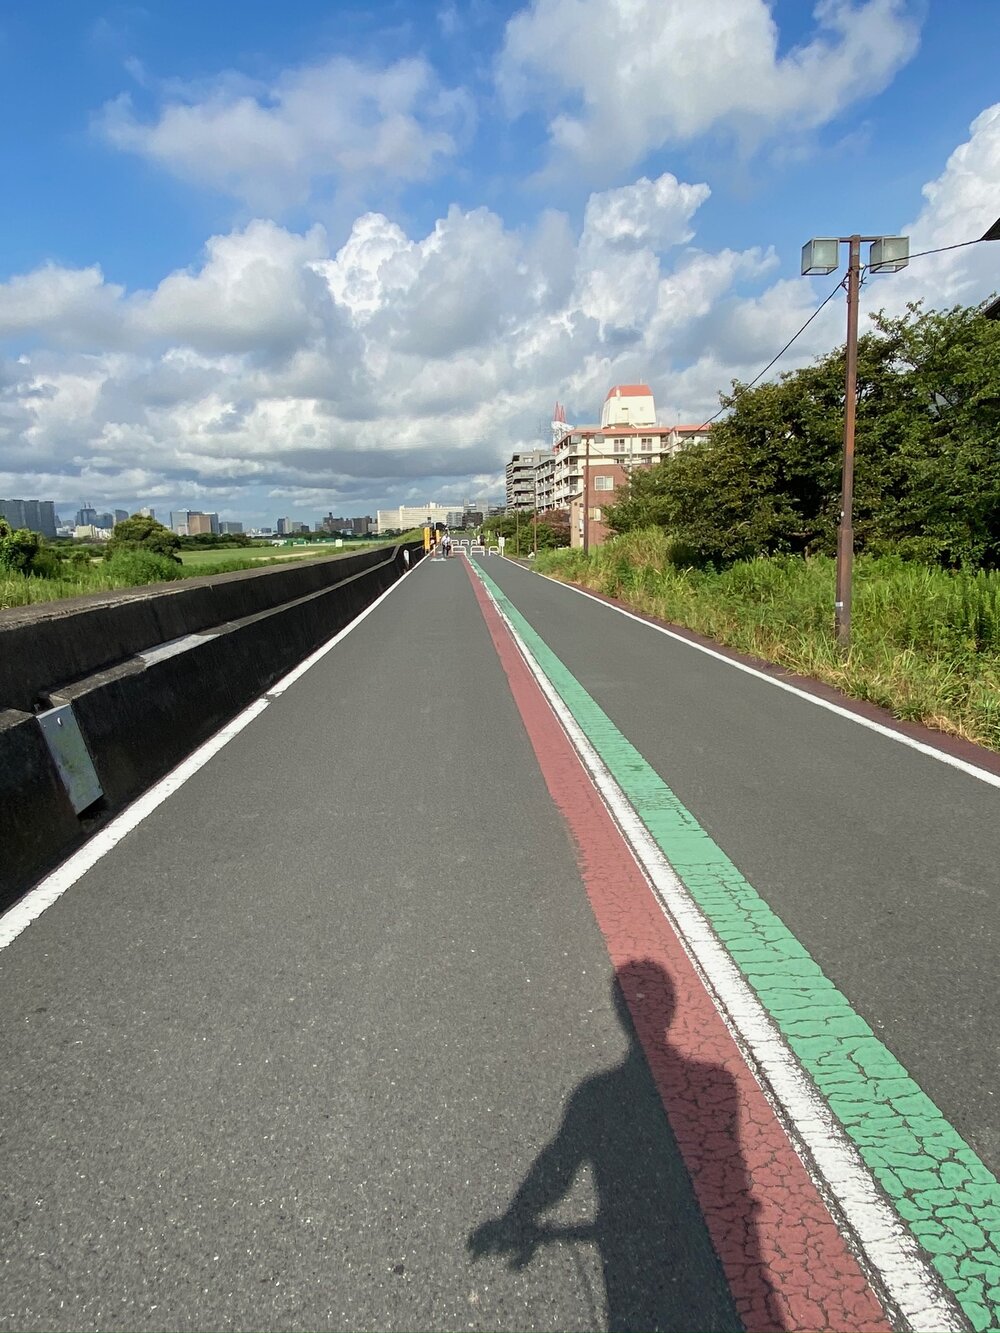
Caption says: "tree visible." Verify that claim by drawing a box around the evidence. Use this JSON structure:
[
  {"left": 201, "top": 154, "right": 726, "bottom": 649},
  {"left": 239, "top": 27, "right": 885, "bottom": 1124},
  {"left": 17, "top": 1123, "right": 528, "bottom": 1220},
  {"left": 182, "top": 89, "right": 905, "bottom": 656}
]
[
  {"left": 482, "top": 510, "right": 570, "bottom": 553},
  {"left": 104, "top": 514, "right": 182, "bottom": 562},
  {"left": 604, "top": 299, "right": 1000, "bottom": 569},
  {"left": 862, "top": 303, "right": 1000, "bottom": 567},
  {"left": 0, "top": 518, "right": 41, "bottom": 573}
]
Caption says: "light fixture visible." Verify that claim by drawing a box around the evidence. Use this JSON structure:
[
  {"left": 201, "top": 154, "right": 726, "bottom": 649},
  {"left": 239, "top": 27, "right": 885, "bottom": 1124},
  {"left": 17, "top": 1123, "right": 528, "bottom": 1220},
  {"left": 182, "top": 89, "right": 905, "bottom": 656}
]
[
  {"left": 800, "top": 238, "right": 840, "bottom": 275},
  {"left": 869, "top": 236, "right": 909, "bottom": 273}
]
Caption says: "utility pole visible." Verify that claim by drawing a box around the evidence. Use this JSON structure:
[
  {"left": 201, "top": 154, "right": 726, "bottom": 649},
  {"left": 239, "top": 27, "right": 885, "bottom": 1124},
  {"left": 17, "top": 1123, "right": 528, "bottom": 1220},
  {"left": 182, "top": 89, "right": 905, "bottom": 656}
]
[
  {"left": 836, "top": 235, "right": 862, "bottom": 647},
  {"left": 583, "top": 434, "right": 591, "bottom": 555}
]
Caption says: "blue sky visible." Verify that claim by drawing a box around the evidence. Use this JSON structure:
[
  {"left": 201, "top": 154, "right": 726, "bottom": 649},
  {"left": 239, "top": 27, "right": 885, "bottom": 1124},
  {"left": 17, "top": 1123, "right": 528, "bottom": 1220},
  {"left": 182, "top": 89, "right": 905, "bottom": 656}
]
[{"left": 1, "top": 0, "right": 998, "bottom": 527}]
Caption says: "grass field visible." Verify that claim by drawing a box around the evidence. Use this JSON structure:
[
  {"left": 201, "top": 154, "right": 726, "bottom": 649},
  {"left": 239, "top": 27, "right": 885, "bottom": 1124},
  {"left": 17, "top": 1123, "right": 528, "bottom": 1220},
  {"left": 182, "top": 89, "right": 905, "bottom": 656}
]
[
  {"left": 178, "top": 542, "right": 376, "bottom": 568},
  {"left": 536, "top": 528, "right": 1000, "bottom": 751},
  {"left": 0, "top": 541, "right": 395, "bottom": 610}
]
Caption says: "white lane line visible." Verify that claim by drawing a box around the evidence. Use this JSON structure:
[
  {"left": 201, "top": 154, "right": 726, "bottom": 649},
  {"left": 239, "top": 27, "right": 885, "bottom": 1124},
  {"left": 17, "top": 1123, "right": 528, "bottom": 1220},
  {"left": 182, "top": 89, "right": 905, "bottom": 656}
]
[
  {"left": 0, "top": 558, "right": 423, "bottom": 953},
  {"left": 267, "top": 561, "right": 419, "bottom": 696},
  {"left": 515, "top": 560, "right": 1000, "bottom": 791},
  {"left": 476, "top": 571, "right": 965, "bottom": 1333}
]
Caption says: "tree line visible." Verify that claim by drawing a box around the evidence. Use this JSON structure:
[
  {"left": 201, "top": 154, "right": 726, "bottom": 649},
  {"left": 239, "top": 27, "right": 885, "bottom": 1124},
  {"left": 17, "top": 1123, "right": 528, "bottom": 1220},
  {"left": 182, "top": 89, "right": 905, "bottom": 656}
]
[{"left": 606, "top": 302, "right": 1000, "bottom": 569}]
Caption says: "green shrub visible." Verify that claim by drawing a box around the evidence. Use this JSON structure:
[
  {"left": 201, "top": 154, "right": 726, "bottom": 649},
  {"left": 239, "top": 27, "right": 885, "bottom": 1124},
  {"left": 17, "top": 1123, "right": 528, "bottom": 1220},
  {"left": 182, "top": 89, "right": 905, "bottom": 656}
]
[
  {"left": 0, "top": 520, "right": 41, "bottom": 573},
  {"left": 104, "top": 515, "right": 182, "bottom": 562},
  {"left": 103, "top": 549, "right": 183, "bottom": 586},
  {"left": 26, "top": 547, "right": 65, "bottom": 578}
]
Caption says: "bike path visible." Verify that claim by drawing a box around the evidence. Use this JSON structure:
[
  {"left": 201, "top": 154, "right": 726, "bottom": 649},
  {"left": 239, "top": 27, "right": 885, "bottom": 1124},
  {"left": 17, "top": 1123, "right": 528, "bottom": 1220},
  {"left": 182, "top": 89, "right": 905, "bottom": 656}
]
[
  {"left": 0, "top": 559, "right": 738, "bottom": 1332},
  {"left": 472, "top": 554, "right": 1000, "bottom": 1332}
]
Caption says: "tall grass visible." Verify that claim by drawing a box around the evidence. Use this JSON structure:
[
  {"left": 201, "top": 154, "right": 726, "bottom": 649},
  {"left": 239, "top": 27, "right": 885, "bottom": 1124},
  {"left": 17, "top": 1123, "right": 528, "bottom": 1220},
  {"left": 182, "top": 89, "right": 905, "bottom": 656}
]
[{"left": 536, "top": 529, "right": 1000, "bottom": 750}]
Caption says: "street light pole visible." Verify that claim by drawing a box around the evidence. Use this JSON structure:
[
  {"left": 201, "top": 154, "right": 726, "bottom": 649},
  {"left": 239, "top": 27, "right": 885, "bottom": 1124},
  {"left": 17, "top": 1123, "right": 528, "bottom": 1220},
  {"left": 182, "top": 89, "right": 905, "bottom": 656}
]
[
  {"left": 802, "top": 231, "right": 910, "bottom": 650},
  {"left": 583, "top": 434, "right": 591, "bottom": 555},
  {"left": 836, "top": 234, "right": 862, "bottom": 647}
]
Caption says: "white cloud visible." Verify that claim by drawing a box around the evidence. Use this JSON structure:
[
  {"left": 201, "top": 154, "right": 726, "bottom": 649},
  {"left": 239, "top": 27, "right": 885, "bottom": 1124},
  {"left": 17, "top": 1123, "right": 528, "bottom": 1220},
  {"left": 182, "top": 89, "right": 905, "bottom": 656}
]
[
  {"left": 497, "top": 0, "right": 921, "bottom": 175},
  {"left": 0, "top": 265, "right": 125, "bottom": 345},
  {"left": 136, "top": 220, "right": 333, "bottom": 355},
  {"left": 582, "top": 175, "right": 711, "bottom": 251},
  {"left": 96, "top": 54, "right": 475, "bottom": 210},
  {"left": 881, "top": 102, "right": 1000, "bottom": 312}
]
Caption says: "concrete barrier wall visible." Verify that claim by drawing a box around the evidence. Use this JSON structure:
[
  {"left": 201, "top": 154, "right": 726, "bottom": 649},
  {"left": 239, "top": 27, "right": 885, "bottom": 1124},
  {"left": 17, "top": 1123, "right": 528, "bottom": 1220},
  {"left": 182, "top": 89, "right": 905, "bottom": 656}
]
[
  {"left": 0, "top": 543, "right": 422, "bottom": 911},
  {"left": 0, "top": 708, "right": 83, "bottom": 903},
  {"left": 0, "top": 545, "right": 393, "bottom": 713}
]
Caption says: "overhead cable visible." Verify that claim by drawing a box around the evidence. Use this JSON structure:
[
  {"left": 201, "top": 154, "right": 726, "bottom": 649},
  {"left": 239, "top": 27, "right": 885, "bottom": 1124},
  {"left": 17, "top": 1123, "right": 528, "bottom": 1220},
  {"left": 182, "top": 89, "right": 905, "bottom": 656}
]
[{"left": 696, "top": 277, "right": 844, "bottom": 428}]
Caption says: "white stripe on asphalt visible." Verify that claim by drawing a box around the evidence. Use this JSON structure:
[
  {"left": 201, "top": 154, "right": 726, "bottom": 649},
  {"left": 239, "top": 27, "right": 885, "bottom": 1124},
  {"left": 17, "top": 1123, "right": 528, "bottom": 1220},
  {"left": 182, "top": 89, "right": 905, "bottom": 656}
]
[
  {"left": 0, "top": 558, "right": 425, "bottom": 953},
  {"left": 476, "top": 570, "right": 965, "bottom": 1333},
  {"left": 519, "top": 561, "right": 1000, "bottom": 791}
]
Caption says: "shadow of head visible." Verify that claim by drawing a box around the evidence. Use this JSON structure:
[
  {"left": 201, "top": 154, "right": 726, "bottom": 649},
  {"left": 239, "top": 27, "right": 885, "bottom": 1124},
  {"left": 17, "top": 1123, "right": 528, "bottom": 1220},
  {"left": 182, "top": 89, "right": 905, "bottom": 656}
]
[{"left": 613, "top": 957, "right": 675, "bottom": 1040}]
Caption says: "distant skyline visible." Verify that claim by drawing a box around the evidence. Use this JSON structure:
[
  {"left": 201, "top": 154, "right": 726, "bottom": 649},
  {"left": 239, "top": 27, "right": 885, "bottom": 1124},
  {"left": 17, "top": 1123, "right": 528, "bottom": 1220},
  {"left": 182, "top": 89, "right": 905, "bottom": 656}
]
[{"left": 1, "top": 0, "right": 999, "bottom": 527}]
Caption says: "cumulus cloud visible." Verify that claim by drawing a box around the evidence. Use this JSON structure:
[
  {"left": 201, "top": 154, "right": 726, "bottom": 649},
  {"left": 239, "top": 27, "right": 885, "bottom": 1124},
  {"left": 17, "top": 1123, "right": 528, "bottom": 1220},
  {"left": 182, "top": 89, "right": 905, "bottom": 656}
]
[
  {"left": 0, "top": 265, "right": 126, "bottom": 346},
  {"left": 882, "top": 102, "right": 1000, "bottom": 312},
  {"left": 96, "top": 54, "right": 475, "bottom": 210},
  {"left": 497, "top": 0, "right": 921, "bottom": 175},
  {"left": 581, "top": 175, "right": 711, "bottom": 252},
  {"left": 136, "top": 220, "right": 335, "bottom": 356}
]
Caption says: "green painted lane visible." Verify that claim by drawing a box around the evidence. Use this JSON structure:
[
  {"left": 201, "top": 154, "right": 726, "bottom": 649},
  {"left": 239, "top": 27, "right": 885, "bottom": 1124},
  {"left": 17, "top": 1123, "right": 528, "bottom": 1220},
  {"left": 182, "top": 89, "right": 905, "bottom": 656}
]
[{"left": 472, "top": 558, "right": 1000, "bottom": 1333}]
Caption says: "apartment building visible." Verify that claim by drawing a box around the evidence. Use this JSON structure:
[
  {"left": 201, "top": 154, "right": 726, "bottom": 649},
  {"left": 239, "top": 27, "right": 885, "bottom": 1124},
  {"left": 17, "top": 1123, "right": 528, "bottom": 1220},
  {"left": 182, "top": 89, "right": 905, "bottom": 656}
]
[
  {"left": 505, "top": 450, "right": 549, "bottom": 511},
  {"left": 552, "top": 422, "right": 710, "bottom": 509},
  {"left": 534, "top": 454, "right": 556, "bottom": 513},
  {"left": 502, "top": 386, "right": 709, "bottom": 546}
]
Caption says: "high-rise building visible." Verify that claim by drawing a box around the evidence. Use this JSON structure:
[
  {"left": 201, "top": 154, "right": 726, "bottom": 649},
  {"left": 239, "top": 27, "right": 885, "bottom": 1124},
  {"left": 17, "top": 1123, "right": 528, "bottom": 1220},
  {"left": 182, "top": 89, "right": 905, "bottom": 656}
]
[
  {"left": 219, "top": 520, "right": 244, "bottom": 535},
  {"left": 322, "top": 514, "right": 372, "bottom": 535},
  {"left": 170, "top": 510, "right": 190, "bottom": 536},
  {"left": 276, "top": 517, "right": 292, "bottom": 535},
  {"left": 114, "top": 509, "right": 129, "bottom": 524},
  {"left": 1, "top": 498, "right": 26, "bottom": 528},
  {"left": 187, "top": 512, "right": 220, "bottom": 536},
  {"left": 76, "top": 506, "right": 98, "bottom": 527},
  {"left": 37, "top": 501, "right": 57, "bottom": 539},
  {"left": 0, "top": 498, "right": 57, "bottom": 539},
  {"left": 95, "top": 512, "right": 115, "bottom": 531},
  {"left": 139, "top": 506, "right": 156, "bottom": 520}
]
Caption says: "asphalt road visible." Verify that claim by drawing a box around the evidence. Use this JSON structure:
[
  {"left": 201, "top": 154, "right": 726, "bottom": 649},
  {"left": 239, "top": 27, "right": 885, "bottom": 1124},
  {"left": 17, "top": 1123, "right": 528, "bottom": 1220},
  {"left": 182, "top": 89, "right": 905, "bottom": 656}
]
[
  {"left": 0, "top": 558, "right": 737, "bottom": 1332},
  {"left": 479, "top": 557, "right": 1000, "bottom": 1178}
]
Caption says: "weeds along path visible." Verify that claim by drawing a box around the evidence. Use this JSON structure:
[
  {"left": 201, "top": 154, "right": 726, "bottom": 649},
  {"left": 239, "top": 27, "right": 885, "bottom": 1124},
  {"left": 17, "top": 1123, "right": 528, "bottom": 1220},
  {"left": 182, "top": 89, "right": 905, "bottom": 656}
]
[{"left": 536, "top": 530, "right": 1000, "bottom": 752}]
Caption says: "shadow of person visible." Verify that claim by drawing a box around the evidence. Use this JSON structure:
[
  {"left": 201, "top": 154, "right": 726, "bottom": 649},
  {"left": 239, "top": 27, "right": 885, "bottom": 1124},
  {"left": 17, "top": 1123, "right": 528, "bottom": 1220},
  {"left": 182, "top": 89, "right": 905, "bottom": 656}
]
[{"left": 469, "top": 958, "right": 784, "bottom": 1332}]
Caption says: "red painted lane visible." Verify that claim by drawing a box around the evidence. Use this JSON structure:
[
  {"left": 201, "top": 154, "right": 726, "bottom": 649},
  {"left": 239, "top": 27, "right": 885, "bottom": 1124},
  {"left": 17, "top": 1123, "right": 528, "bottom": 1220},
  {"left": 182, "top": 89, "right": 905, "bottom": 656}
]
[{"left": 466, "top": 561, "right": 893, "bottom": 1333}]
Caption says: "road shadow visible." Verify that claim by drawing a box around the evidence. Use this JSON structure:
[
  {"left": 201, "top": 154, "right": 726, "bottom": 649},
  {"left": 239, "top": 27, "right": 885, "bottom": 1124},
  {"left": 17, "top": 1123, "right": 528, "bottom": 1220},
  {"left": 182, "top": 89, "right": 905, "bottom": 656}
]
[{"left": 468, "top": 958, "right": 784, "bottom": 1332}]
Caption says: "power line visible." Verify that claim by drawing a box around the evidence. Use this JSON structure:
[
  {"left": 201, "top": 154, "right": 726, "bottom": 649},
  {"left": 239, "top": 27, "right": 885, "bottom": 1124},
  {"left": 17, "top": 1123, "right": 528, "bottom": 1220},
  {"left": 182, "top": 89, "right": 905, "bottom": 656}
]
[
  {"left": 897, "top": 236, "right": 982, "bottom": 263},
  {"left": 696, "top": 276, "right": 844, "bottom": 428}
]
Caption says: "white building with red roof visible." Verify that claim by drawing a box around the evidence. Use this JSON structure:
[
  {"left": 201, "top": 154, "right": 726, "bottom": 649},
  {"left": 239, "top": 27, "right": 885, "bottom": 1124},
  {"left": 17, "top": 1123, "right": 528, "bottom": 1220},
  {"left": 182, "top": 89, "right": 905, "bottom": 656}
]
[{"left": 600, "top": 383, "right": 656, "bottom": 430}]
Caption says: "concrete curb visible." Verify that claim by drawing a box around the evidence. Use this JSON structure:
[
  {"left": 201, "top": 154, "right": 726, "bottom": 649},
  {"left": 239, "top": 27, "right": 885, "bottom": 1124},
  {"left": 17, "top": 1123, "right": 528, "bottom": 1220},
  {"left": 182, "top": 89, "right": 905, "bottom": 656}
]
[{"left": 0, "top": 546, "right": 394, "bottom": 714}]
